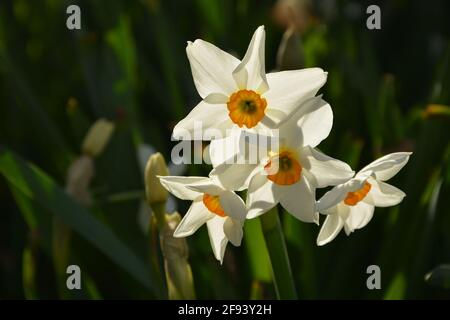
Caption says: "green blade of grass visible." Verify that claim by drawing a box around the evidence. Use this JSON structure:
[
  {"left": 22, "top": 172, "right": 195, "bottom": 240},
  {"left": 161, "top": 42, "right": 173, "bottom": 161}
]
[{"left": 0, "top": 147, "right": 160, "bottom": 296}]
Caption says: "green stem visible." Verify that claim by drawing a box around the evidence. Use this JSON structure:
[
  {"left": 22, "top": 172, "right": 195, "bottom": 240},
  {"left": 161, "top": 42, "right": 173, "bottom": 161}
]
[{"left": 260, "top": 207, "right": 298, "bottom": 299}]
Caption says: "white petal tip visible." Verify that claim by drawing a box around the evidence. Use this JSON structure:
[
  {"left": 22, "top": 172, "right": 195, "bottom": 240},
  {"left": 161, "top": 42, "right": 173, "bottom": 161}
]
[
  {"left": 172, "top": 231, "right": 183, "bottom": 238},
  {"left": 246, "top": 210, "right": 263, "bottom": 219},
  {"left": 230, "top": 239, "right": 242, "bottom": 247},
  {"left": 173, "top": 228, "right": 192, "bottom": 238}
]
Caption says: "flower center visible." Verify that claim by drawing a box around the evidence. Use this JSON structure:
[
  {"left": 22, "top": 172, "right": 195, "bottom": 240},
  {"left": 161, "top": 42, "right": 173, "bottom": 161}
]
[
  {"left": 264, "top": 150, "right": 302, "bottom": 185},
  {"left": 203, "top": 193, "right": 227, "bottom": 217},
  {"left": 227, "top": 89, "right": 267, "bottom": 128},
  {"left": 344, "top": 182, "right": 372, "bottom": 206}
]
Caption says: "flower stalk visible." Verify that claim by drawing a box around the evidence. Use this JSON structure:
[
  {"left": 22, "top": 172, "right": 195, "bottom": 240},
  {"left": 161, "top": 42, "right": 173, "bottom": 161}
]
[
  {"left": 145, "top": 153, "right": 196, "bottom": 299},
  {"left": 260, "top": 206, "right": 297, "bottom": 299}
]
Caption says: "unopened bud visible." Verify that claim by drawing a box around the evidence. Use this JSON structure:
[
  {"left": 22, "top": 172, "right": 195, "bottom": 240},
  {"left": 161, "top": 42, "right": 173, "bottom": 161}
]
[
  {"left": 82, "top": 119, "right": 115, "bottom": 157},
  {"left": 145, "top": 153, "right": 169, "bottom": 205},
  {"left": 161, "top": 212, "right": 195, "bottom": 299},
  {"left": 66, "top": 155, "right": 95, "bottom": 206}
]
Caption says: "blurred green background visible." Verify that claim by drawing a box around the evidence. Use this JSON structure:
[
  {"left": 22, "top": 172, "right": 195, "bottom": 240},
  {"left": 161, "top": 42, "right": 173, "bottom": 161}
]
[{"left": 0, "top": 0, "right": 449, "bottom": 299}]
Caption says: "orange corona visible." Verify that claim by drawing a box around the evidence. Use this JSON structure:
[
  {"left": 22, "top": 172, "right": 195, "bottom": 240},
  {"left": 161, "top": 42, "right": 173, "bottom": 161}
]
[
  {"left": 344, "top": 182, "right": 372, "bottom": 206},
  {"left": 264, "top": 150, "right": 302, "bottom": 185},
  {"left": 227, "top": 89, "right": 267, "bottom": 128},
  {"left": 203, "top": 194, "right": 227, "bottom": 217}
]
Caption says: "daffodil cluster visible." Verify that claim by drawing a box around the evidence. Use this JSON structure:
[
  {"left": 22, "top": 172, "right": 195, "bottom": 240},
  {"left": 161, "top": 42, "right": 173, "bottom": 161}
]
[{"left": 159, "top": 26, "right": 411, "bottom": 263}]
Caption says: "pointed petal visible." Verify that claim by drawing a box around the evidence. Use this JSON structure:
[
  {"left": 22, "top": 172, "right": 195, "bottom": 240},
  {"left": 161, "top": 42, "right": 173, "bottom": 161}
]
[
  {"left": 223, "top": 217, "right": 243, "bottom": 246},
  {"left": 208, "top": 131, "right": 242, "bottom": 167},
  {"left": 206, "top": 216, "right": 228, "bottom": 264},
  {"left": 219, "top": 190, "right": 248, "bottom": 221},
  {"left": 186, "top": 39, "right": 240, "bottom": 98},
  {"left": 344, "top": 201, "right": 375, "bottom": 234},
  {"left": 315, "top": 173, "right": 370, "bottom": 212},
  {"left": 158, "top": 176, "right": 207, "bottom": 200},
  {"left": 172, "top": 100, "right": 229, "bottom": 140},
  {"left": 297, "top": 99, "right": 333, "bottom": 148},
  {"left": 317, "top": 213, "right": 344, "bottom": 246},
  {"left": 277, "top": 96, "right": 331, "bottom": 147},
  {"left": 278, "top": 177, "right": 318, "bottom": 223},
  {"left": 233, "top": 26, "right": 268, "bottom": 91},
  {"left": 210, "top": 163, "right": 259, "bottom": 191},
  {"left": 263, "top": 68, "right": 327, "bottom": 126},
  {"left": 173, "top": 201, "right": 214, "bottom": 237},
  {"left": 301, "top": 146, "right": 354, "bottom": 188},
  {"left": 365, "top": 179, "right": 406, "bottom": 207},
  {"left": 204, "top": 93, "right": 229, "bottom": 104},
  {"left": 359, "top": 152, "right": 412, "bottom": 181},
  {"left": 247, "top": 174, "right": 279, "bottom": 219},
  {"left": 185, "top": 177, "right": 224, "bottom": 196}
]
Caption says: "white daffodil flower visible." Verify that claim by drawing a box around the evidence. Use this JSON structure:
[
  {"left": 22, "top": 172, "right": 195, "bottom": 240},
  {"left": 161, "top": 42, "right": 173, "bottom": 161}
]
[
  {"left": 173, "top": 25, "right": 327, "bottom": 139},
  {"left": 316, "top": 152, "right": 412, "bottom": 246},
  {"left": 209, "top": 96, "right": 354, "bottom": 223},
  {"left": 158, "top": 176, "right": 247, "bottom": 264}
]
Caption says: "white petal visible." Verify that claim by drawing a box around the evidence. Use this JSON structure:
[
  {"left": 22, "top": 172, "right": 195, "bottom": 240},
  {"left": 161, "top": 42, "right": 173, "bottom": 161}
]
[
  {"left": 247, "top": 174, "right": 279, "bottom": 219},
  {"left": 277, "top": 177, "right": 318, "bottom": 223},
  {"left": 204, "top": 93, "right": 229, "bottom": 104},
  {"left": 219, "top": 190, "right": 248, "bottom": 221},
  {"left": 172, "top": 100, "right": 229, "bottom": 140},
  {"left": 277, "top": 96, "right": 331, "bottom": 147},
  {"left": 296, "top": 99, "right": 333, "bottom": 148},
  {"left": 344, "top": 201, "right": 375, "bottom": 234},
  {"left": 210, "top": 163, "right": 259, "bottom": 191},
  {"left": 315, "top": 173, "right": 370, "bottom": 212},
  {"left": 158, "top": 176, "right": 207, "bottom": 200},
  {"left": 359, "top": 152, "right": 412, "bottom": 181},
  {"left": 208, "top": 131, "right": 242, "bottom": 167},
  {"left": 301, "top": 146, "right": 354, "bottom": 188},
  {"left": 173, "top": 201, "right": 214, "bottom": 237},
  {"left": 232, "top": 26, "right": 268, "bottom": 92},
  {"left": 206, "top": 216, "right": 228, "bottom": 264},
  {"left": 263, "top": 68, "right": 327, "bottom": 126},
  {"left": 186, "top": 39, "right": 240, "bottom": 98},
  {"left": 316, "top": 213, "right": 344, "bottom": 246},
  {"left": 365, "top": 178, "right": 406, "bottom": 207},
  {"left": 185, "top": 177, "right": 224, "bottom": 196},
  {"left": 223, "top": 217, "right": 243, "bottom": 246}
]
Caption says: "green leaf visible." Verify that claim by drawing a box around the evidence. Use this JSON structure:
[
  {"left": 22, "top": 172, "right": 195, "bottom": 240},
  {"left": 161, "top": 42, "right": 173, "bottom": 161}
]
[
  {"left": 384, "top": 272, "right": 406, "bottom": 300},
  {"left": 0, "top": 147, "right": 160, "bottom": 296},
  {"left": 22, "top": 245, "right": 37, "bottom": 300}
]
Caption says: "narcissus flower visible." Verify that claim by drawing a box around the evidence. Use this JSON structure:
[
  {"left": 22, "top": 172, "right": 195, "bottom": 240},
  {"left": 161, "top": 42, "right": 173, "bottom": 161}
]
[
  {"left": 173, "top": 25, "right": 327, "bottom": 139},
  {"left": 316, "top": 152, "right": 412, "bottom": 246},
  {"left": 210, "top": 96, "right": 354, "bottom": 223},
  {"left": 158, "top": 176, "right": 247, "bottom": 263}
]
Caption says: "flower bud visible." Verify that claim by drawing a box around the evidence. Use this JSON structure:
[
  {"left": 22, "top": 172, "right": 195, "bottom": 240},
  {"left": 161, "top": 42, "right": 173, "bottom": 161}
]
[
  {"left": 145, "top": 152, "right": 169, "bottom": 205},
  {"left": 161, "top": 212, "right": 196, "bottom": 299},
  {"left": 82, "top": 119, "right": 115, "bottom": 157},
  {"left": 65, "top": 155, "right": 95, "bottom": 206}
]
